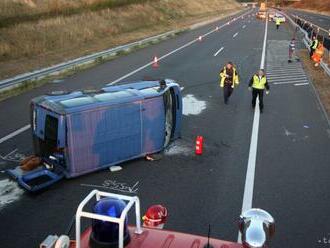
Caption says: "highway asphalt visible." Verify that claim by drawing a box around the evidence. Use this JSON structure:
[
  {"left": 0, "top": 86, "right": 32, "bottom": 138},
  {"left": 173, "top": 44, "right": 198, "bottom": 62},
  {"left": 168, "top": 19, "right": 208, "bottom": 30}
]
[{"left": 0, "top": 8, "right": 330, "bottom": 248}]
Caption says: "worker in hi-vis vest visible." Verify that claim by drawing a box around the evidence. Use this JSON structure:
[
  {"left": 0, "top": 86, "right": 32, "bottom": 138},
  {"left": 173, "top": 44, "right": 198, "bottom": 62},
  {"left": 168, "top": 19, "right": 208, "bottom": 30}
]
[
  {"left": 248, "top": 69, "right": 269, "bottom": 113},
  {"left": 275, "top": 17, "right": 281, "bottom": 30},
  {"left": 219, "top": 62, "right": 239, "bottom": 105},
  {"left": 309, "top": 36, "right": 319, "bottom": 58}
]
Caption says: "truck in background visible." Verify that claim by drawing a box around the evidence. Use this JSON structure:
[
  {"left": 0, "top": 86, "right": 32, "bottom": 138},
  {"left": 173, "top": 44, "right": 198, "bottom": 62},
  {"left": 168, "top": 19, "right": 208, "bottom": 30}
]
[{"left": 256, "top": 2, "right": 267, "bottom": 19}]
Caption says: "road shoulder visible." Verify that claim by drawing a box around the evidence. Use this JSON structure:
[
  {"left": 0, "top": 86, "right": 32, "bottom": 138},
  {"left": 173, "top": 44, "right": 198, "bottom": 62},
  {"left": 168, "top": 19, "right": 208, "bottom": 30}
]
[{"left": 299, "top": 49, "right": 330, "bottom": 123}]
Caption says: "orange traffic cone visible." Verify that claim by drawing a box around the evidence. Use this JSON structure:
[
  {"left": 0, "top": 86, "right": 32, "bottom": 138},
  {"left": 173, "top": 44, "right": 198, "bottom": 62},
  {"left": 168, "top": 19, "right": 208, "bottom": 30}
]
[{"left": 152, "top": 56, "right": 159, "bottom": 68}]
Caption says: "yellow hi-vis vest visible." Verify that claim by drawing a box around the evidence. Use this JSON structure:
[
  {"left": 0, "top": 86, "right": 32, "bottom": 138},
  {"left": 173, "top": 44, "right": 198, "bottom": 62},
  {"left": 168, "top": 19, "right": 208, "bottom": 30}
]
[
  {"left": 220, "top": 67, "right": 239, "bottom": 88},
  {"left": 276, "top": 18, "right": 281, "bottom": 25},
  {"left": 252, "top": 75, "right": 267, "bottom": 90},
  {"left": 311, "top": 39, "right": 319, "bottom": 49}
]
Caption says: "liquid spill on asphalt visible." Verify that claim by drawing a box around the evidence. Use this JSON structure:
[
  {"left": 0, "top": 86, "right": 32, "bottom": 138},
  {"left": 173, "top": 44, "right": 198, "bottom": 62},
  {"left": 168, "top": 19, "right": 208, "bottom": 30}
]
[
  {"left": 183, "top": 94, "right": 206, "bottom": 116},
  {"left": 0, "top": 179, "right": 23, "bottom": 210},
  {"left": 165, "top": 140, "right": 192, "bottom": 156}
]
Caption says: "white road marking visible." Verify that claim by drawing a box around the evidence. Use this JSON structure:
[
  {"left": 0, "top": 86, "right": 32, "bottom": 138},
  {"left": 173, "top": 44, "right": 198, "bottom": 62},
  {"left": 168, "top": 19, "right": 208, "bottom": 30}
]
[
  {"left": 273, "top": 80, "right": 308, "bottom": 85},
  {"left": 242, "top": 25, "right": 246, "bottom": 29},
  {"left": 267, "top": 68, "right": 305, "bottom": 73},
  {"left": 267, "top": 66, "right": 304, "bottom": 70},
  {"left": 294, "top": 82, "right": 309, "bottom": 86},
  {"left": 0, "top": 125, "right": 31, "bottom": 144},
  {"left": 0, "top": 10, "right": 254, "bottom": 144},
  {"left": 267, "top": 65, "right": 303, "bottom": 69},
  {"left": 268, "top": 74, "right": 306, "bottom": 79},
  {"left": 267, "top": 71, "right": 305, "bottom": 76},
  {"left": 268, "top": 76, "right": 308, "bottom": 81},
  {"left": 238, "top": 14, "right": 268, "bottom": 243},
  {"left": 214, "top": 46, "right": 224, "bottom": 57},
  {"left": 233, "top": 32, "right": 239, "bottom": 38}
]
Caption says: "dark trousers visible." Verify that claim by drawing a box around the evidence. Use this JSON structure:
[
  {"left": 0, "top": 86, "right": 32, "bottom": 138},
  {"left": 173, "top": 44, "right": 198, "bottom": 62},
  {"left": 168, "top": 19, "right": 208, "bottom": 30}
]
[
  {"left": 252, "top": 88, "right": 264, "bottom": 110},
  {"left": 276, "top": 24, "right": 280, "bottom": 30},
  {"left": 310, "top": 48, "right": 315, "bottom": 58},
  {"left": 223, "top": 84, "right": 233, "bottom": 104}
]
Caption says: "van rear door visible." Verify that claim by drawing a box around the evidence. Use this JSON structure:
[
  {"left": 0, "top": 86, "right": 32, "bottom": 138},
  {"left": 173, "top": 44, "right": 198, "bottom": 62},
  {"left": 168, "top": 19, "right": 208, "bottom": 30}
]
[{"left": 7, "top": 105, "right": 65, "bottom": 192}]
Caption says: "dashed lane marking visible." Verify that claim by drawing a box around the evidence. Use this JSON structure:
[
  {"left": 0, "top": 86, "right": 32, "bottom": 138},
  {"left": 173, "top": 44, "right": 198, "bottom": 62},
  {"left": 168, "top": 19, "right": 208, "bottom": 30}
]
[
  {"left": 233, "top": 32, "right": 239, "bottom": 38},
  {"left": 214, "top": 46, "right": 224, "bottom": 57}
]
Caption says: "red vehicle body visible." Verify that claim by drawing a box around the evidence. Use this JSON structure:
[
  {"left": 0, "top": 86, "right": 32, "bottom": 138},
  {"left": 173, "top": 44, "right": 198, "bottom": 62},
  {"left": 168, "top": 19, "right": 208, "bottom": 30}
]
[
  {"left": 40, "top": 190, "right": 274, "bottom": 248},
  {"left": 72, "top": 226, "right": 242, "bottom": 248}
]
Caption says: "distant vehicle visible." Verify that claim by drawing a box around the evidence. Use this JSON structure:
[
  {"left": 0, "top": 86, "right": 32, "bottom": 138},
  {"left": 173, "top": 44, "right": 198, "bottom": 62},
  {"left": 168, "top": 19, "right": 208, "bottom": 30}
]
[
  {"left": 268, "top": 11, "right": 275, "bottom": 20},
  {"left": 256, "top": 11, "right": 267, "bottom": 19},
  {"left": 256, "top": 1, "right": 267, "bottom": 19},
  {"left": 260, "top": 2, "right": 266, "bottom": 12},
  {"left": 8, "top": 80, "right": 182, "bottom": 192},
  {"left": 274, "top": 14, "right": 286, "bottom": 22}
]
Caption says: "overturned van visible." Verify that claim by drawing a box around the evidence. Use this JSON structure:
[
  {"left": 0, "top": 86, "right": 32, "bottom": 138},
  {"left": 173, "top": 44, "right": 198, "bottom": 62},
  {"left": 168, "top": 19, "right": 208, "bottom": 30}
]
[{"left": 8, "top": 79, "right": 182, "bottom": 192}]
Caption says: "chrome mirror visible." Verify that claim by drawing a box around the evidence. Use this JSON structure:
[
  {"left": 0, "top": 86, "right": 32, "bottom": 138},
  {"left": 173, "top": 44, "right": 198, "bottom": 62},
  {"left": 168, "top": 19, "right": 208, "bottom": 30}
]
[{"left": 239, "top": 208, "right": 275, "bottom": 248}]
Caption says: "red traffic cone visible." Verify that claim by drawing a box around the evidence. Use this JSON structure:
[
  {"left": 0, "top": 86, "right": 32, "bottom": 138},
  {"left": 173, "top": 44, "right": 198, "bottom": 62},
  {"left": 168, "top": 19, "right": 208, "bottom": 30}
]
[
  {"left": 195, "top": 136, "right": 204, "bottom": 155},
  {"left": 152, "top": 56, "right": 159, "bottom": 68}
]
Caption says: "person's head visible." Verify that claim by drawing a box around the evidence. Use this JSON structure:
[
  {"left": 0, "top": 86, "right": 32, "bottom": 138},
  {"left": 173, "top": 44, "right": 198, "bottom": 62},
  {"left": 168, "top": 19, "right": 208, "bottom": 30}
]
[
  {"left": 291, "top": 38, "right": 295, "bottom": 41},
  {"left": 226, "top": 62, "right": 233, "bottom": 69},
  {"left": 257, "top": 69, "right": 264, "bottom": 77}
]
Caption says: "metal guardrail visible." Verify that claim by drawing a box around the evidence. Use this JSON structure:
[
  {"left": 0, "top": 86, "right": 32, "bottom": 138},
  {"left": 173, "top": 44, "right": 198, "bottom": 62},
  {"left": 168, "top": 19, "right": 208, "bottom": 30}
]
[
  {"left": 282, "top": 11, "right": 330, "bottom": 77},
  {"left": 0, "top": 30, "right": 177, "bottom": 91}
]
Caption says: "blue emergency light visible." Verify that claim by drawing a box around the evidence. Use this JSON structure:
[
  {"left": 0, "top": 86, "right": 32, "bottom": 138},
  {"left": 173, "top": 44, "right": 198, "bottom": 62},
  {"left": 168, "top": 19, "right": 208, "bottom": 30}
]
[{"left": 90, "top": 198, "right": 131, "bottom": 248}]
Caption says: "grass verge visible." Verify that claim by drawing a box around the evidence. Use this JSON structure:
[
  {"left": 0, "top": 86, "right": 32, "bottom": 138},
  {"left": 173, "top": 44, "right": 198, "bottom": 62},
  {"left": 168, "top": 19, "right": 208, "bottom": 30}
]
[
  {"left": 299, "top": 49, "right": 330, "bottom": 119},
  {"left": 0, "top": 0, "right": 242, "bottom": 80}
]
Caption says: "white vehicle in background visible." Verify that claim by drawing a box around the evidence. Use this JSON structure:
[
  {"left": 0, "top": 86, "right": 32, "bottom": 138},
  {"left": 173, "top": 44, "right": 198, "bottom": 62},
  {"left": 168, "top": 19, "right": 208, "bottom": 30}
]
[
  {"left": 274, "top": 14, "right": 286, "bottom": 22},
  {"left": 268, "top": 11, "right": 275, "bottom": 20}
]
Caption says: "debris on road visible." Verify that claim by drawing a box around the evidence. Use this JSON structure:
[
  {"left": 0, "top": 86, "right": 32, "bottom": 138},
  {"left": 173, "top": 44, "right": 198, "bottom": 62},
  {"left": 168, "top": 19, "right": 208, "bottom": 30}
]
[
  {"left": 20, "top": 155, "right": 41, "bottom": 171},
  {"left": 109, "top": 166, "right": 123, "bottom": 172},
  {"left": 145, "top": 154, "right": 162, "bottom": 161}
]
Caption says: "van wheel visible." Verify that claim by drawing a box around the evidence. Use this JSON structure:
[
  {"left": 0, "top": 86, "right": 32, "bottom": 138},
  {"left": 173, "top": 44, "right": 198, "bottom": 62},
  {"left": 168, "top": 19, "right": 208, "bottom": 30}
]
[{"left": 164, "top": 105, "right": 173, "bottom": 148}]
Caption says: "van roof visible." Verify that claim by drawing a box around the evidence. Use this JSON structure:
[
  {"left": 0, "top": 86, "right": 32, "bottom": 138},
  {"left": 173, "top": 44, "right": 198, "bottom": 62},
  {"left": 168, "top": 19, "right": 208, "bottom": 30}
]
[{"left": 32, "top": 80, "right": 178, "bottom": 114}]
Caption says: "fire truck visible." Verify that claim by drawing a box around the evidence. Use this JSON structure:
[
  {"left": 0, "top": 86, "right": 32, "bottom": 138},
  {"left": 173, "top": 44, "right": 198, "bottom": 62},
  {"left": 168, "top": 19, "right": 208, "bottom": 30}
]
[{"left": 40, "top": 190, "right": 275, "bottom": 248}]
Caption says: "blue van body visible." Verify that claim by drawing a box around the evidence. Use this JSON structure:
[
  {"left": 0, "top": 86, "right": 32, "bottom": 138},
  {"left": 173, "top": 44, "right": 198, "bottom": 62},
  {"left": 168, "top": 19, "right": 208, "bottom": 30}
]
[{"left": 8, "top": 79, "right": 182, "bottom": 192}]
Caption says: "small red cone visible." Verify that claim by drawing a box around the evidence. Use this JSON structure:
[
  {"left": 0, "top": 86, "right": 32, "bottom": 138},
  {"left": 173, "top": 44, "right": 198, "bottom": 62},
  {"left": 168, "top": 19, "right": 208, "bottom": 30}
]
[{"left": 152, "top": 56, "right": 159, "bottom": 68}]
